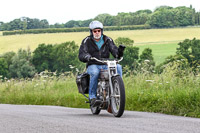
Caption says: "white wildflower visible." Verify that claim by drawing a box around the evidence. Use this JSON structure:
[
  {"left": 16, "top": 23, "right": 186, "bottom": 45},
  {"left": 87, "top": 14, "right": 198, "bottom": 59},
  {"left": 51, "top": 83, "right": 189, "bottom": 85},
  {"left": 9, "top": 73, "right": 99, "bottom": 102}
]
[
  {"left": 69, "top": 65, "right": 74, "bottom": 69},
  {"left": 146, "top": 80, "right": 154, "bottom": 82}
]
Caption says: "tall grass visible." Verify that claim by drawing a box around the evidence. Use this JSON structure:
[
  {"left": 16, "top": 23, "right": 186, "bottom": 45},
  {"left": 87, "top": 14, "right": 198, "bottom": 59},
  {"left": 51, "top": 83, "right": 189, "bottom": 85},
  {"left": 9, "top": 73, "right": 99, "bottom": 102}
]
[
  {"left": 0, "top": 73, "right": 87, "bottom": 108},
  {"left": 125, "top": 73, "right": 200, "bottom": 117},
  {"left": 1, "top": 69, "right": 200, "bottom": 118}
]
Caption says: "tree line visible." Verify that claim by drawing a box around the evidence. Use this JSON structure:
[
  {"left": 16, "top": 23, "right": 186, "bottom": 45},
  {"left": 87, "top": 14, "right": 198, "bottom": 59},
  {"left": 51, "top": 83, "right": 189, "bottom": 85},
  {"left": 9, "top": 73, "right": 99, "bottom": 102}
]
[
  {"left": 0, "top": 17, "right": 49, "bottom": 31},
  {"left": 0, "top": 5, "right": 200, "bottom": 31}
]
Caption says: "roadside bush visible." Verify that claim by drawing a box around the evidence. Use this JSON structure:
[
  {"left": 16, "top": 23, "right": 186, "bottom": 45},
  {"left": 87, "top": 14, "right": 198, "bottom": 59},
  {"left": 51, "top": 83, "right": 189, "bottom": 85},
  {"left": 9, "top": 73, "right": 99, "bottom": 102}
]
[
  {"left": 121, "top": 46, "right": 139, "bottom": 72},
  {"left": 138, "top": 48, "right": 155, "bottom": 74},
  {"left": 9, "top": 48, "right": 36, "bottom": 78},
  {"left": 161, "top": 60, "right": 192, "bottom": 78},
  {"left": 157, "top": 38, "right": 200, "bottom": 75},
  {"left": 155, "top": 54, "right": 190, "bottom": 75},
  {"left": 139, "top": 48, "right": 154, "bottom": 62},
  {"left": 176, "top": 38, "right": 200, "bottom": 69}
]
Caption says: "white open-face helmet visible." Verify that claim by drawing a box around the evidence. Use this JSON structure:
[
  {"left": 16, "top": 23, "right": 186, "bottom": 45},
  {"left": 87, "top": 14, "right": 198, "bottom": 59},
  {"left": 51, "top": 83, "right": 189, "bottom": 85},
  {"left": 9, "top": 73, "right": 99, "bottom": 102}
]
[{"left": 89, "top": 20, "right": 103, "bottom": 35}]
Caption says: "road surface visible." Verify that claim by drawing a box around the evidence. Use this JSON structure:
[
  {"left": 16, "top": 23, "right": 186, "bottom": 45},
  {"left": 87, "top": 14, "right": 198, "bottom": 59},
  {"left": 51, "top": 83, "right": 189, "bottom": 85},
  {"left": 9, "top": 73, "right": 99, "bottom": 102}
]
[{"left": 0, "top": 104, "right": 200, "bottom": 133}]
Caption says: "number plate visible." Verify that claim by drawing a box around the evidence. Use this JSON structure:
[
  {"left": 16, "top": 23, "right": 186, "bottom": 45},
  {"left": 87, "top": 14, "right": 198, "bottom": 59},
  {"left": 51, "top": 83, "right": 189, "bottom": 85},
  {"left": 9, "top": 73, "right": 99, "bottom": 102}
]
[{"left": 108, "top": 61, "right": 116, "bottom": 67}]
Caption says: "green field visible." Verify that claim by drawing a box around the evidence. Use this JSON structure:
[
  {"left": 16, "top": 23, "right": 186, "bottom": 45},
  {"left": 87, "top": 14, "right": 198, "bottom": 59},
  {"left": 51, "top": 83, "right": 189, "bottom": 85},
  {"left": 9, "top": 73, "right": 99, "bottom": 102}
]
[
  {"left": 138, "top": 43, "right": 178, "bottom": 65},
  {"left": 0, "top": 27, "right": 200, "bottom": 65}
]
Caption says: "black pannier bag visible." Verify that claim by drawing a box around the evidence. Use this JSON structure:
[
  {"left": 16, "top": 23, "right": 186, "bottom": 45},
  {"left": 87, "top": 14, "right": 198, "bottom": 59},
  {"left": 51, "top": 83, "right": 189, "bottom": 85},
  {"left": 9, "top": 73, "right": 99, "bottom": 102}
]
[{"left": 76, "top": 72, "right": 90, "bottom": 94}]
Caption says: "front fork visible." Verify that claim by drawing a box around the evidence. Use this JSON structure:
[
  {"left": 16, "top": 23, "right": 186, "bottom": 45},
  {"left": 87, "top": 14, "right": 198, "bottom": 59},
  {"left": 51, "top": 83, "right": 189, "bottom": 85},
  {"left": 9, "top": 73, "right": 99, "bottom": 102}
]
[{"left": 108, "top": 66, "right": 118, "bottom": 99}]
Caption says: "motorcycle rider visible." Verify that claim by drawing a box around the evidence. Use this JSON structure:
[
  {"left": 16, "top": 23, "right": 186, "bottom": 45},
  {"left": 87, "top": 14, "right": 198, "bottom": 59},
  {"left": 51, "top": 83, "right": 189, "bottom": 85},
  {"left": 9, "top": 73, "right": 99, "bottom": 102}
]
[{"left": 78, "top": 20, "right": 125, "bottom": 106}]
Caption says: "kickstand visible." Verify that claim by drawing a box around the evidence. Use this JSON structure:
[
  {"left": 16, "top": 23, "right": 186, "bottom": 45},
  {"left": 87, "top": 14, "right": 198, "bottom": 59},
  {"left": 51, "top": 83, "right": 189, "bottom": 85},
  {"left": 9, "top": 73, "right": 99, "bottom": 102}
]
[{"left": 82, "top": 94, "right": 90, "bottom": 103}]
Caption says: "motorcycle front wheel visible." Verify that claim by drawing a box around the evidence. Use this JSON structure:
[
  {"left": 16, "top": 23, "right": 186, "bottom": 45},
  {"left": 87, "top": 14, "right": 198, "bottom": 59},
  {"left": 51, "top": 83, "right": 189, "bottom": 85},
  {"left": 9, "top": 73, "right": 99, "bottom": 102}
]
[{"left": 111, "top": 75, "right": 125, "bottom": 117}]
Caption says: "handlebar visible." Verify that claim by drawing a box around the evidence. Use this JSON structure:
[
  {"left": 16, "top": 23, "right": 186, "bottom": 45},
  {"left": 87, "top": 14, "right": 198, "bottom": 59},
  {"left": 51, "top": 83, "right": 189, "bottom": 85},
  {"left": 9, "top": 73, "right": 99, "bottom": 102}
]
[{"left": 90, "top": 57, "right": 123, "bottom": 64}]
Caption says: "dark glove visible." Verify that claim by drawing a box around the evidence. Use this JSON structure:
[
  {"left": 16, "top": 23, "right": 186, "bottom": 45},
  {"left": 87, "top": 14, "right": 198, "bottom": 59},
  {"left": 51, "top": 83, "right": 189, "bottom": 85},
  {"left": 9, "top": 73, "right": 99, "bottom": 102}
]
[{"left": 118, "top": 45, "right": 126, "bottom": 59}]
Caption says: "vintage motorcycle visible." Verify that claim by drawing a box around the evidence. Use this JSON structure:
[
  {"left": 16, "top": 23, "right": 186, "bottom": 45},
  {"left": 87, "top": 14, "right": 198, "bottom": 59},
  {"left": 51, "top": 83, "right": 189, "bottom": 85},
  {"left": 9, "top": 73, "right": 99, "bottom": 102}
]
[{"left": 76, "top": 57, "right": 125, "bottom": 117}]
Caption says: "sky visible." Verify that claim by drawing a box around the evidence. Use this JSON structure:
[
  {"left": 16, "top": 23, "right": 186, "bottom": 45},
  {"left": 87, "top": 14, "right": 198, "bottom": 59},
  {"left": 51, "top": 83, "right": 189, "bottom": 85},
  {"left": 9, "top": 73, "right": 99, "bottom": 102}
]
[{"left": 0, "top": 0, "right": 199, "bottom": 25}]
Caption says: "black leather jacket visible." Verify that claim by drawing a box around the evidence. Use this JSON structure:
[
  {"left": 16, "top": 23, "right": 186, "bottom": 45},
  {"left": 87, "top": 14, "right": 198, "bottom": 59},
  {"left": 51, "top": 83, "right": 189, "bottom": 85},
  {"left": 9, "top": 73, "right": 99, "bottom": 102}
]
[{"left": 78, "top": 35, "right": 119, "bottom": 67}]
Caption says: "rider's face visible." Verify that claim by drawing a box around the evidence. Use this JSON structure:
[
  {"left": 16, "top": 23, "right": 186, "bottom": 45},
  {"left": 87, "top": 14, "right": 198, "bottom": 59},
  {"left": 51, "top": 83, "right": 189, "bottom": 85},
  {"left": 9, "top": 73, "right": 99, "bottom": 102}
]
[{"left": 92, "top": 29, "right": 101, "bottom": 40}]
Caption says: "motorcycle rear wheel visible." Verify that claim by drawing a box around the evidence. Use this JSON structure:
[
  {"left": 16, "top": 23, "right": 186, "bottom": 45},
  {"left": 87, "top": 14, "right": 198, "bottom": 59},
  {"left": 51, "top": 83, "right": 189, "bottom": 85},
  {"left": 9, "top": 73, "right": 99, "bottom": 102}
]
[{"left": 90, "top": 106, "right": 101, "bottom": 115}]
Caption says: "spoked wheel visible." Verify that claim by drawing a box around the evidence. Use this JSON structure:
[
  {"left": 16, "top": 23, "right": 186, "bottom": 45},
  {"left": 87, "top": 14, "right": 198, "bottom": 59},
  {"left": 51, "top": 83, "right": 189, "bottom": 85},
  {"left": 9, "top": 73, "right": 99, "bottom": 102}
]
[
  {"left": 111, "top": 75, "right": 125, "bottom": 117},
  {"left": 90, "top": 106, "right": 101, "bottom": 115}
]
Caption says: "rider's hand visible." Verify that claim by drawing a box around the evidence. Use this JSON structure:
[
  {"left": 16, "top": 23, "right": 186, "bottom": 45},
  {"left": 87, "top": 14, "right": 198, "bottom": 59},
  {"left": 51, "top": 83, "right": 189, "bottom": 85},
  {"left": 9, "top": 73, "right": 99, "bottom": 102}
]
[
  {"left": 118, "top": 45, "right": 126, "bottom": 58},
  {"left": 119, "top": 45, "right": 126, "bottom": 51}
]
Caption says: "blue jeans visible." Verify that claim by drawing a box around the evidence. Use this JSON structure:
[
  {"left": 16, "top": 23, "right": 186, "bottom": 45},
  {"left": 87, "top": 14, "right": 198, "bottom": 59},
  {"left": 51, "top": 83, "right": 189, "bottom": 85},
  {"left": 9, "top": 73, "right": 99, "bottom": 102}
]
[{"left": 87, "top": 64, "right": 122, "bottom": 100}]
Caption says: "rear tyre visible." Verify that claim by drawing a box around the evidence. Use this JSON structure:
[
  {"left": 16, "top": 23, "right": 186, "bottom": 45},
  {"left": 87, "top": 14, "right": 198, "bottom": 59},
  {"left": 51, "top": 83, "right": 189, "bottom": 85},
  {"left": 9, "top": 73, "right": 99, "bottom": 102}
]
[
  {"left": 90, "top": 106, "right": 101, "bottom": 115},
  {"left": 111, "top": 75, "right": 125, "bottom": 117}
]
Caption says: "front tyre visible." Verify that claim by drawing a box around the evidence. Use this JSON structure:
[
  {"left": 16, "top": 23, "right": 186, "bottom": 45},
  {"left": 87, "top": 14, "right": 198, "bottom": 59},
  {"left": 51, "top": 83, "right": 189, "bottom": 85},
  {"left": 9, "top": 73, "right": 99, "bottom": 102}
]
[{"left": 111, "top": 75, "right": 125, "bottom": 117}]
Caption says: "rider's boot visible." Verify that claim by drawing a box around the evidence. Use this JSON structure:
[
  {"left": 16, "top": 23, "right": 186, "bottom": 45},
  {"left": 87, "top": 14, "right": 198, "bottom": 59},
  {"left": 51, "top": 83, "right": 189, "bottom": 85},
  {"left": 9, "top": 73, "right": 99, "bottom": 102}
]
[{"left": 90, "top": 98, "right": 102, "bottom": 107}]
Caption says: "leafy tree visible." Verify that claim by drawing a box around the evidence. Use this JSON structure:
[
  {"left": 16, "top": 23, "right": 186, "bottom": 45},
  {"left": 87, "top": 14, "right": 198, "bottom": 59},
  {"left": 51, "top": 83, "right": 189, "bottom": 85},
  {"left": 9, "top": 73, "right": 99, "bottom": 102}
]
[
  {"left": 139, "top": 48, "right": 154, "bottom": 62},
  {"left": 52, "top": 41, "right": 81, "bottom": 73},
  {"left": 32, "top": 44, "right": 54, "bottom": 73},
  {"left": 154, "top": 6, "right": 173, "bottom": 12},
  {"left": 175, "top": 6, "right": 195, "bottom": 26},
  {"left": 65, "top": 20, "right": 80, "bottom": 28},
  {"left": 1, "top": 51, "right": 16, "bottom": 67},
  {"left": 9, "top": 19, "right": 24, "bottom": 30},
  {"left": 0, "top": 58, "right": 8, "bottom": 78},
  {"left": 176, "top": 38, "right": 200, "bottom": 68},
  {"left": 136, "top": 9, "right": 152, "bottom": 14},
  {"left": 50, "top": 23, "right": 65, "bottom": 28},
  {"left": 94, "top": 14, "right": 114, "bottom": 26},
  {"left": 114, "top": 37, "right": 134, "bottom": 47},
  {"left": 0, "top": 22, "right": 4, "bottom": 31},
  {"left": 195, "top": 12, "right": 200, "bottom": 25},
  {"left": 148, "top": 6, "right": 195, "bottom": 27},
  {"left": 9, "top": 48, "right": 36, "bottom": 78},
  {"left": 191, "top": 38, "right": 200, "bottom": 61},
  {"left": 148, "top": 8, "right": 174, "bottom": 27},
  {"left": 40, "top": 19, "right": 49, "bottom": 28},
  {"left": 79, "top": 19, "right": 93, "bottom": 27},
  {"left": 176, "top": 39, "right": 192, "bottom": 62},
  {"left": 0, "top": 17, "right": 50, "bottom": 31},
  {"left": 157, "top": 38, "right": 200, "bottom": 74},
  {"left": 121, "top": 46, "right": 139, "bottom": 70}
]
